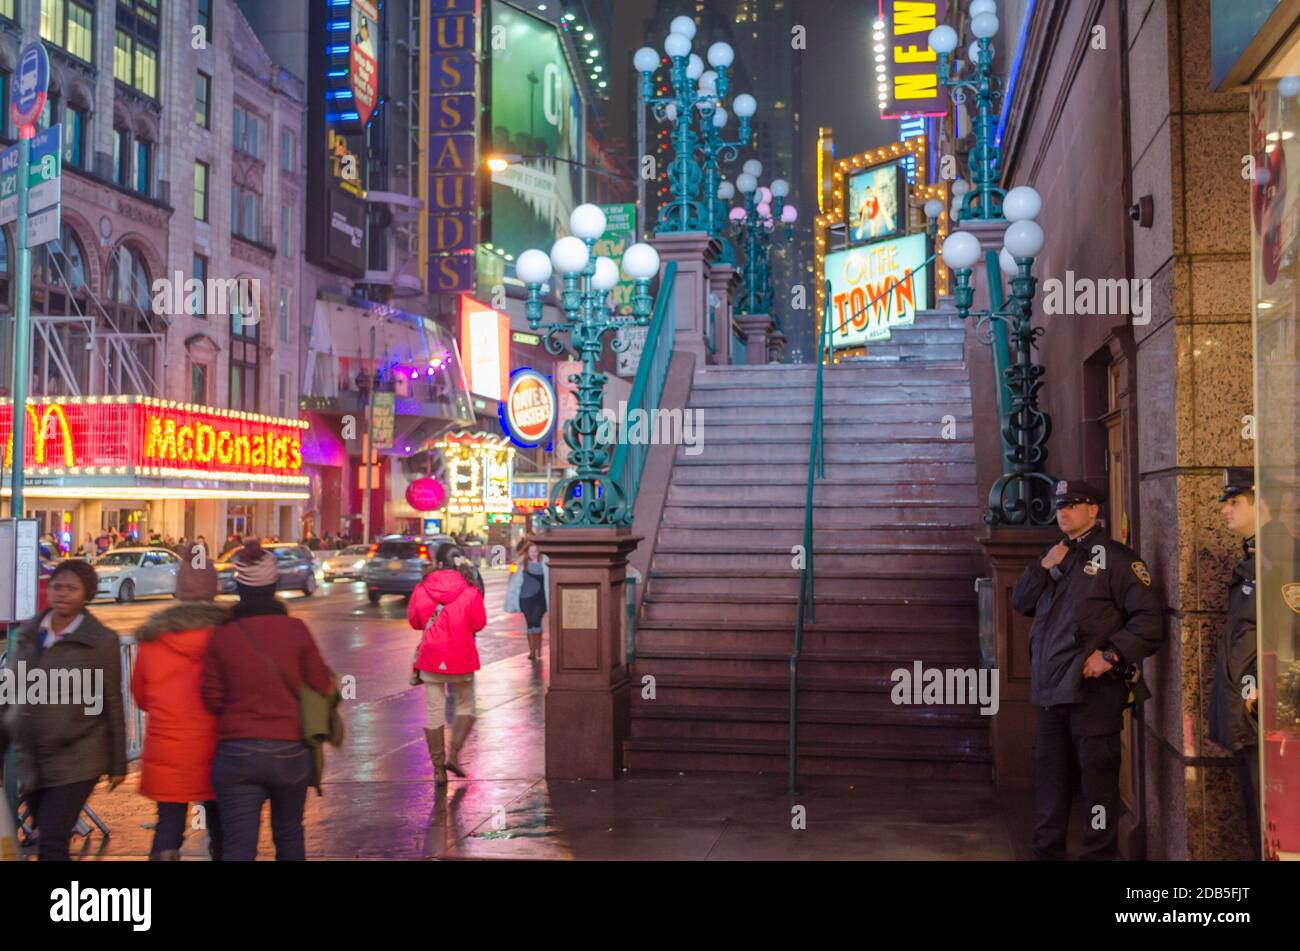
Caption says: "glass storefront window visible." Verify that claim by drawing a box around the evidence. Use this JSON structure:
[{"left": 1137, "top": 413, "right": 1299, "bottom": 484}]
[{"left": 1249, "top": 80, "right": 1300, "bottom": 860}]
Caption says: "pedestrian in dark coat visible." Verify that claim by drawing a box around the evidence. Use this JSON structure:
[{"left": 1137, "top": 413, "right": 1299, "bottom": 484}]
[
  {"left": 201, "top": 591, "right": 333, "bottom": 861},
  {"left": 1011, "top": 480, "right": 1165, "bottom": 861},
  {"left": 0, "top": 560, "right": 126, "bottom": 860}
]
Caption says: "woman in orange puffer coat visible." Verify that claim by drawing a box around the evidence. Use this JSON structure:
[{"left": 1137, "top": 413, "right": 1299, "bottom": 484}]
[{"left": 131, "top": 549, "right": 229, "bottom": 860}]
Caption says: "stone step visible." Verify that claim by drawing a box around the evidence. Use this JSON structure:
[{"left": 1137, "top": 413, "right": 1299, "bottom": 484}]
[
  {"left": 653, "top": 524, "right": 984, "bottom": 550},
  {"left": 628, "top": 654, "right": 985, "bottom": 688},
  {"left": 649, "top": 547, "right": 986, "bottom": 574},
  {"left": 622, "top": 736, "right": 992, "bottom": 781},
  {"left": 632, "top": 623, "right": 982, "bottom": 658},
  {"left": 659, "top": 502, "right": 984, "bottom": 528},
  {"left": 693, "top": 364, "right": 972, "bottom": 387},
  {"left": 640, "top": 592, "right": 977, "bottom": 626},
  {"left": 695, "top": 420, "right": 975, "bottom": 441},
  {"left": 676, "top": 440, "right": 976, "bottom": 465},
  {"left": 665, "top": 481, "right": 981, "bottom": 506},
  {"left": 688, "top": 383, "right": 972, "bottom": 406},
  {"left": 668, "top": 464, "right": 979, "bottom": 489},
  {"left": 647, "top": 570, "right": 979, "bottom": 599},
  {"left": 690, "top": 402, "right": 976, "bottom": 423}
]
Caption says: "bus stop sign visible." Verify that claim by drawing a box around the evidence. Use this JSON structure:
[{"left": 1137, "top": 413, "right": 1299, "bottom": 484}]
[{"left": 10, "top": 42, "right": 49, "bottom": 131}]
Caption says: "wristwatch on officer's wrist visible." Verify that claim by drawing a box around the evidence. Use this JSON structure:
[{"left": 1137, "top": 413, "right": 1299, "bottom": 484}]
[{"left": 1101, "top": 646, "right": 1124, "bottom": 668}]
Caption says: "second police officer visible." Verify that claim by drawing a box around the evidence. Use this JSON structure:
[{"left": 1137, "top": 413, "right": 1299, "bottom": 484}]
[{"left": 1012, "top": 480, "right": 1165, "bottom": 860}]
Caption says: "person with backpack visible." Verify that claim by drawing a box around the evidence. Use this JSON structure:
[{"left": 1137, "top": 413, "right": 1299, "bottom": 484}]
[
  {"left": 132, "top": 547, "right": 229, "bottom": 860},
  {"left": 200, "top": 564, "right": 334, "bottom": 860},
  {"left": 407, "top": 544, "right": 487, "bottom": 785}
]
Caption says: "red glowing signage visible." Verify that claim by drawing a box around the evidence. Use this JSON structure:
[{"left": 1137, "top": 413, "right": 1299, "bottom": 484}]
[
  {"left": 350, "top": 0, "right": 380, "bottom": 126},
  {"left": 0, "top": 398, "right": 308, "bottom": 482}
]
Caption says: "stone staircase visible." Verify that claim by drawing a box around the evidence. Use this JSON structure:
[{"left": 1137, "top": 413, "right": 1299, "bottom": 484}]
[{"left": 623, "top": 307, "right": 992, "bottom": 780}]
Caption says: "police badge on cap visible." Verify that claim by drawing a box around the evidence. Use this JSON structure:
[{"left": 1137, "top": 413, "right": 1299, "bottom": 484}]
[
  {"left": 1219, "top": 467, "right": 1255, "bottom": 502},
  {"left": 1053, "top": 479, "right": 1106, "bottom": 509}
]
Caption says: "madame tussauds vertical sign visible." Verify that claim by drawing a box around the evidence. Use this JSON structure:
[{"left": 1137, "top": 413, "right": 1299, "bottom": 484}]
[{"left": 350, "top": 0, "right": 380, "bottom": 126}]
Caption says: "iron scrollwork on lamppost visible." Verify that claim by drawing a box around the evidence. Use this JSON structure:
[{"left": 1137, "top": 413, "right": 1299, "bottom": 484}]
[
  {"left": 929, "top": 0, "right": 1005, "bottom": 222},
  {"left": 731, "top": 161, "right": 798, "bottom": 322},
  {"left": 635, "top": 16, "right": 748, "bottom": 235},
  {"left": 517, "top": 204, "right": 661, "bottom": 528},
  {"left": 942, "top": 185, "right": 1058, "bottom": 527}
]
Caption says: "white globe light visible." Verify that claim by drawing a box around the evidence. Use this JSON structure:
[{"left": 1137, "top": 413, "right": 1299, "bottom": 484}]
[
  {"left": 952, "top": 179, "right": 971, "bottom": 197},
  {"left": 664, "top": 31, "right": 691, "bottom": 59},
  {"left": 732, "top": 93, "right": 757, "bottom": 117},
  {"left": 718, "top": 181, "right": 735, "bottom": 200},
  {"left": 1003, "top": 219, "right": 1045, "bottom": 258},
  {"left": 924, "top": 198, "right": 945, "bottom": 219},
  {"left": 970, "top": 0, "right": 998, "bottom": 16},
  {"left": 665, "top": 102, "right": 678, "bottom": 121},
  {"left": 592, "top": 256, "right": 620, "bottom": 292},
  {"left": 969, "top": 41, "right": 983, "bottom": 63},
  {"left": 942, "top": 231, "right": 982, "bottom": 270},
  {"left": 729, "top": 206, "right": 747, "bottom": 221},
  {"left": 737, "top": 173, "right": 758, "bottom": 193},
  {"left": 1281, "top": 75, "right": 1300, "bottom": 98},
  {"left": 551, "top": 236, "right": 590, "bottom": 275},
  {"left": 517, "top": 249, "right": 553, "bottom": 285},
  {"left": 999, "top": 247, "right": 1019, "bottom": 277},
  {"left": 781, "top": 204, "right": 798, "bottom": 224},
  {"left": 707, "top": 41, "right": 735, "bottom": 68},
  {"left": 699, "top": 69, "right": 718, "bottom": 92},
  {"left": 670, "top": 15, "right": 697, "bottom": 40},
  {"left": 712, "top": 107, "right": 729, "bottom": 128},
  {"left": 757, "top": 202, "right": 772, "bottom": 219},
  {"left": 1003, "top": 185, "right": 1042, "bottom": 222},
  {"left": 757, "top": 186, "right": 772, "bottom": 206},
  {"left": 570, "top": 203, "right": 607, "bottom": 240},
  {"left": 771, "top": 178, "right": 790, "bottom": 198},
  {"left": 687, "top": 54, "right": 704, "bottom": 80},
  {"left": 928, "top": 24, "right": 959, "bottom": 54},
  {"left": 971, "top": 13, "right": 999, "bottom": 38},
  {"left": 743, "top": 159, "right": 763, "bottom": 177},
  {"left": 951, "top": 198, "right": 963, "bottom": 219},
  {"left": 622, "top": 243, "right": 660, "bottom": 280},
  {"left": 633, "top": 47, "right": 660, "bottom": 73}
]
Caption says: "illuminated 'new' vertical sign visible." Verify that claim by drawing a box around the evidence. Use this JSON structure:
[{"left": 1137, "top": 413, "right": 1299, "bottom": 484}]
[
  {"left": 879, "top": 0, "right": 948, "bottom": 119},
  {"left": 419, "top": 0, "right": 480, "bottom": 294}
]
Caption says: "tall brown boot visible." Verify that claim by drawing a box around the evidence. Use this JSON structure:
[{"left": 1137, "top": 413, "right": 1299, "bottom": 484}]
[
  {"left": 424, "top": 727, "right": 448, "bottom": 785},
  {"left": 445, "top": 715, "right": 476, "bottom": 778}
]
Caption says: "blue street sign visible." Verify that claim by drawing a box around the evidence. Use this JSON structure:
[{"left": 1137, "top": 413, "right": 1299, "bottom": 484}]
[{"left": 10, "top": 42, "right": 49, "bottom": 129}]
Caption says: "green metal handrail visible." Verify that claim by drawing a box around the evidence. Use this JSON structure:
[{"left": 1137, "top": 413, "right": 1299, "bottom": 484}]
[{"left": 610, "top": 261, "right": 678, "bottom": 511}]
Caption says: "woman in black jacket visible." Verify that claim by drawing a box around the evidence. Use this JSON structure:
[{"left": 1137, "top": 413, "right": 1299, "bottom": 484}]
[{"left": 0, "top": 560, "right": 127, "bottom": 860}]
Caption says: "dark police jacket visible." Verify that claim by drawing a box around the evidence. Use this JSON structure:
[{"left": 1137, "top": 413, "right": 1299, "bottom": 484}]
[
  {"left": 1011, "top": 527, "right": 1165, "bottom": 733},
  {"left": 1209, "top": 536, "right": 1256, "bottom": 753}
]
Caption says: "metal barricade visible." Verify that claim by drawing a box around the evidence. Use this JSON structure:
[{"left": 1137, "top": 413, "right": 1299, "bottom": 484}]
[{"left": 119, "top": 636, "right": 145, "bottom": 762}]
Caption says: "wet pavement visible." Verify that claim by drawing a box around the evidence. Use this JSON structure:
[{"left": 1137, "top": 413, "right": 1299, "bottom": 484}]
[{"left": 33, "top": 568, "right": 1032, "bottom": 860}]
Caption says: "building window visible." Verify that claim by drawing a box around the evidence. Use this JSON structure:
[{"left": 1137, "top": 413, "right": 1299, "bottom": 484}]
[
  {"left": 0, "top": 0, "right": 14, "bottom": 21},
  {"left": 278, "top": 287, "right": 290, "bottom": 343},
  {"left": 196, "top": 72, "right": 211, "bottom": 129},
  {"left": 42, "top": 1, "right": 94, "bottom": 63},
  {"left": 230, "top": 301, "right": 260, "bottom": 412},
  {"left": 134, "top": 139, "right": 152, "bottom": 196},
  {"left": 233, "top": 106, "right": 263, "bottom": 159},
  {"left": 114, "top": 2, "right": 161, "bottom": 98},
  {"left": 65, "top": 105, "right": 86, "bottom": 168},
  {"left": 278, "top": 373, "right": 289, "bottom": 418},
  {"left": 231, "top": 184, "right": 263, "bottom": 243},
  {"left": 113, "top": 127, "right": 130, "bottom": 187},
  {"left": 280, "top": 204, "right": 292, "bottom": 256},
  {"left": 191, "top": 253, "right": 208, "bottom": 315},
  {"left": 190, "top": 361, "right": 208, "bottom": 403},
  {"left": 281, "top": 128, "right": 296, "bottom": 172},
  {"left": 194, "top": 161, "right": 209, "bottom": 220},
  {"left": 106, "top": 244, "right": 156, "bottom": 396},
  {"left": 197, "top": 0, "right": 212, "bottom": 43}
]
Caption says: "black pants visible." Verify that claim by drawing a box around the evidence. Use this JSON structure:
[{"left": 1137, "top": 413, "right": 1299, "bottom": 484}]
[
  {"left": 1033, "top": 703, "right": 1123, "bottom": 860},
  {"left": 25, "top": 780, "right": 97, "bottom": 861},
  {"left": 212, "top": 739, "right": 311, "bottom": 861},
  {"left": 1234, "top": 746, "right": 1261, "bottom": 859},
  {"left": 152, "top": 800, "right": 223, "bottom": 859}
]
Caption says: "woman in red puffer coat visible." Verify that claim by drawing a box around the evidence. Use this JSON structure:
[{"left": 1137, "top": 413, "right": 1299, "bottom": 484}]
[{"left": 407, "top": 544, "right": 487, "bottom": 785}]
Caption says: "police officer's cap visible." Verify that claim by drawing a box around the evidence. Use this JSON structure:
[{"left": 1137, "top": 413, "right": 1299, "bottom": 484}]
[
  {"left": 1218, "top": 466, "right": 1255, "bottom": 502},
  {"left": 1053, "top": 479, "right": 1106, "bottom": 509}
]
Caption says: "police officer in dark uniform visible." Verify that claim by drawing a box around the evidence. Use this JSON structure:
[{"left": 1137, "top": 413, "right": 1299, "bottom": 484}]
[
  {"left": 1209, "top": 467, "right": 1262, "bottom": 858},
  {"left": 1011, "top": 480, "right": 1165, "bottom": 860}
]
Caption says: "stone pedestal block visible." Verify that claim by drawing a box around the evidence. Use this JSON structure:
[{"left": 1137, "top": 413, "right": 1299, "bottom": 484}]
[
  {"left": 706, "top": 262, "right": 740, "bottom": 365},
  {"left": 651, "top": 231, "right": 720, "bottom": 368},
  {"left": 735, "top": 313, "right": 776, "bottom": 366}
]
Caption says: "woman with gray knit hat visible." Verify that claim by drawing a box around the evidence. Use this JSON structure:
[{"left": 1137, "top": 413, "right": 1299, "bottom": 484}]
[
  {"left": 132, "top": 544, "right": 229, "bottom": 860},
  {"left": 232, "top": 538, "right": 278, "bottom": 601}
]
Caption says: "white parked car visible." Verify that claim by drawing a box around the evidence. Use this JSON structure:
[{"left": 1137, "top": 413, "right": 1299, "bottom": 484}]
[
  {"left": 320, "top": 545, "right": 372, "bottom": 582},
  {"left": 93, "top": 547, "right": 182, "bottom": 602}
]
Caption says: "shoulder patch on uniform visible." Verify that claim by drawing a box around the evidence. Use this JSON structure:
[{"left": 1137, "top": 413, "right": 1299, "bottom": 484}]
[
  {"left": 1283, "top": 582, "right": 1300, "bottom": 615},
  {"left": 1131, "top": 561, "right": 1152, "bottom": 587}
]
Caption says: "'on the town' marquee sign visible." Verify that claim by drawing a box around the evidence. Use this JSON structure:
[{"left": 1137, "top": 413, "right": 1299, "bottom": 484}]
[{"left": 1, "top": 397, "right": 308, "bottom": 484}]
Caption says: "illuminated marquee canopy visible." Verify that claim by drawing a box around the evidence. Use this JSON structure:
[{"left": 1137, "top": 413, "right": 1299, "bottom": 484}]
[
  {"left": 0, "top": 397, "right": 309, "bottom": 499},
  {"left": 434, "top": 432, "right": 516, "bottom": 516}
]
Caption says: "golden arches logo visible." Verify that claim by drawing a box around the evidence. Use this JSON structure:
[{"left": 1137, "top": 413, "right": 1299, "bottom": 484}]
[{"left": 2, "top": 404, "right": 77, "bottom": 468}]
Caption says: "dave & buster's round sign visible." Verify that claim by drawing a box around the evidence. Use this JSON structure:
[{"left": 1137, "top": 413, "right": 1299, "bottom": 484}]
[{"left": 500, "top": 369, "right": 556, "bottom": 448}]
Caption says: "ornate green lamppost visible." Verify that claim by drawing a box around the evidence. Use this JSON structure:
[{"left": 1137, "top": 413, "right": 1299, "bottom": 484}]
[
  {"left": 695, "top": 74, "right": 756, "bottom": 262},
  {"left": 634, "top": 16, "right": 747, "bottom": 234},
  {"left": 929, "top": 0, "right": 1005, "bottom": 221},
  {"left": 517, "top": 204, "right": 661, "bottom": 528},
  {"left": 731, "top": 161, "right": 798, "bottom": 319},
  {"left": 942, "top": 185, "right": 1058, "bottom": 526}
]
